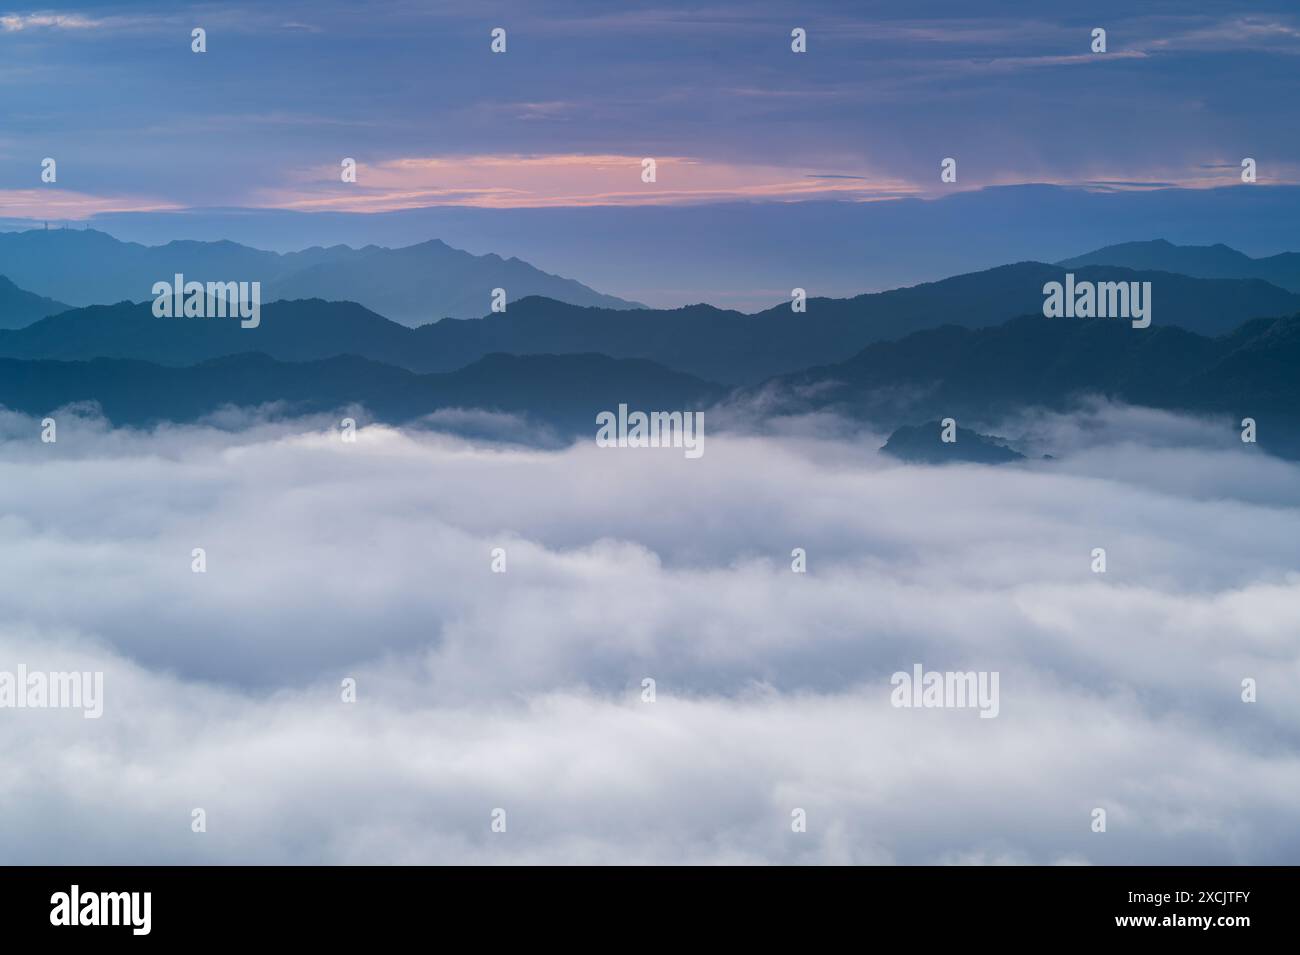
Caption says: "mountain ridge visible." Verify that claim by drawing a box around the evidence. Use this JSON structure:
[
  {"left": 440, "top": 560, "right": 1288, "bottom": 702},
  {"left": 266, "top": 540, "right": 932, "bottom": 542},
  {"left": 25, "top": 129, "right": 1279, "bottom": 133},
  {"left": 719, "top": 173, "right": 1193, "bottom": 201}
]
[
  {"left": 0, "top": 275, "right": 70, "bottom": 329},
  {"left": 4, "top": 310, "right": 1300, "bottom": 457},
  {"left": 0, "top": 228, "right": 642, "bottom": 324},
  {"left": 0, "top": 349, "right": 724, "bottom": 435},
  {"left": 752, "top": 311, "right": 1300, "bottom": 457},
  {"left": 4, "top": 262, "right": 1297, "bottom": 384},
  {"left": 1058, "top": 239, "right": 1300, "bottom": 292}
]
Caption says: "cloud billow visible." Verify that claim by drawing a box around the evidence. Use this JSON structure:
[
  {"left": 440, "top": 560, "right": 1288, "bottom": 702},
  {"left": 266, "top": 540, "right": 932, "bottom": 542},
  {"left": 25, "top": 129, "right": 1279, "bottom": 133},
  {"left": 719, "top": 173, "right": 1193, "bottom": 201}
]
[{"left": 0, "top": 406, "right": 1296, "bottom": 863}]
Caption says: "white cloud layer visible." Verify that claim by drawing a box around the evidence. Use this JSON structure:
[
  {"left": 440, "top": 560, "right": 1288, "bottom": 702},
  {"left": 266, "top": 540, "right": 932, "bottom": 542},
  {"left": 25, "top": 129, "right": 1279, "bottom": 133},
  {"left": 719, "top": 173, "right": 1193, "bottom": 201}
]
[{"left": 0, "top": 404, "right": 1297, "bottom": 863}]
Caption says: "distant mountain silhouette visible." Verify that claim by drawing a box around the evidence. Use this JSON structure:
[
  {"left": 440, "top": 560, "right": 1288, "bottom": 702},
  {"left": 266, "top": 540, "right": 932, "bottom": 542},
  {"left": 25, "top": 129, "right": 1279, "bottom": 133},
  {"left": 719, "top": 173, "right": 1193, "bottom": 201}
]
[
  {"left": 263, "top": 239, "right": 643, "bottom": 323},
  {"left": 0, "top": 228, "right": 641, "bottom": 324},
  {"left": 881, "top": 421, "right": 1025, "bottom": 464},
  {"left": 0, "top": 275, "right": 69, "bottom": 329},
  {"left": 758, "top": 313, "right": 1300, "bottom": 458},
  {"left": 4, "top": 262, "right": 1298, "bottom": 385},
  {"left": 0, "top": 351, "right": 723, "bottom": 435},
  {"left": 1059, "top": 239, "right": 1300, "bottom": 293}
]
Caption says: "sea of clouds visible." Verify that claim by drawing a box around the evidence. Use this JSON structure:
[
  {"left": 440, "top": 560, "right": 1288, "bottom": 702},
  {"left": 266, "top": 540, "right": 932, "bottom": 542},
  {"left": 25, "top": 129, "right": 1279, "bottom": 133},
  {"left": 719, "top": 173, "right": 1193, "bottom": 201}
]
[{"left": 0, "top": 401, "right": 1297, "bottom": 864}]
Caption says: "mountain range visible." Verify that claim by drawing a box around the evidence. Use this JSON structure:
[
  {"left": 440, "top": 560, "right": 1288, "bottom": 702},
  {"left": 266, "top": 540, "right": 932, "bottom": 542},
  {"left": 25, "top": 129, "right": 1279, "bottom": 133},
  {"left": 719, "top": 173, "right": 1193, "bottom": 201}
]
[
  {"left": 3, "top": 232, "right": 1300, "bottom": 458},
  {"left": 0, "top": 229, "right": 640, "bottom": 324},
  {"left": 2, "top": 262, "right": 1297, "bottom": 386},
  {"left": 2, "top": 307, "right": 1296, "bottom": 457}
]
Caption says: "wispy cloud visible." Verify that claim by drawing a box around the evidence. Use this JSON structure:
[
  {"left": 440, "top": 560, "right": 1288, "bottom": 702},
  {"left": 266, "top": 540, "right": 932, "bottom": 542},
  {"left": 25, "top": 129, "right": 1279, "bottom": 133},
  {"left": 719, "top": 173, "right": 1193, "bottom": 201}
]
[
  {"left": 1, "top": 3, "right": 1296, "bottom": 213},
  {"left": 256, "top": 153, "right": 922, "bottom": 210},
  {"left": 245, "top": 150, "right": 1300, "bottom": 212},
  {"left": 0, "top": 188, "right": 181, "bottom": 218},
  {"left": 0, "top": 12, "right": 99, "bottom": 32}
]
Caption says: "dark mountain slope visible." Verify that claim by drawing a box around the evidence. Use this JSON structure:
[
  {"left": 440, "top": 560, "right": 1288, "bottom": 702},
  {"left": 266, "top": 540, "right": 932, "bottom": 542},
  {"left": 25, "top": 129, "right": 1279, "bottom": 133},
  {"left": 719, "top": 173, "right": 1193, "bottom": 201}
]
[
  {"left": 0, "top": 275, "right": 70, "bottom": 329},
  {"left": 0, "top": 299, "right": 416, "bottom": 367},
  {"left": 755, "top": 313, "right": 1300, "bottom": 457},
  {"left": 0, "top": 351, "right": 724, "bottom": 435}
]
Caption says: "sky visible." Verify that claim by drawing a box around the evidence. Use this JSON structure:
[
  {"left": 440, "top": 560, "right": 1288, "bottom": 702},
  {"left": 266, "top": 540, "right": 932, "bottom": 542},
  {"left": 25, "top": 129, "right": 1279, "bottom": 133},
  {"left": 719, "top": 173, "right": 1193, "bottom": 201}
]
[{"left": 1, "top": 0, "right": 1299, "bottom": 219}]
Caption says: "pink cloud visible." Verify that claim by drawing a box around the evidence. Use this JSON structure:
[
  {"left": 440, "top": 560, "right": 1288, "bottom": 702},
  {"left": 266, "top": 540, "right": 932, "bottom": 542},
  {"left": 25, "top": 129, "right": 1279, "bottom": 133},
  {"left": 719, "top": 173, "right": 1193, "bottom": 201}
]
[
  {"left": 253, "top": 153, "right": 922, "bottom": 211},
  {"left": 0, "top": 189, "right": 182, "bottom": 219}
]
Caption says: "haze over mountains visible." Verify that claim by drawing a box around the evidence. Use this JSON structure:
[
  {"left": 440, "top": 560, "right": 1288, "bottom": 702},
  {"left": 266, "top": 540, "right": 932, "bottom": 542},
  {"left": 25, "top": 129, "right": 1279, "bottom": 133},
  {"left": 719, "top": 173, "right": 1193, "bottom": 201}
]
[{"left": 0, "top": 229, "right": 640, "bottom": 324}]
